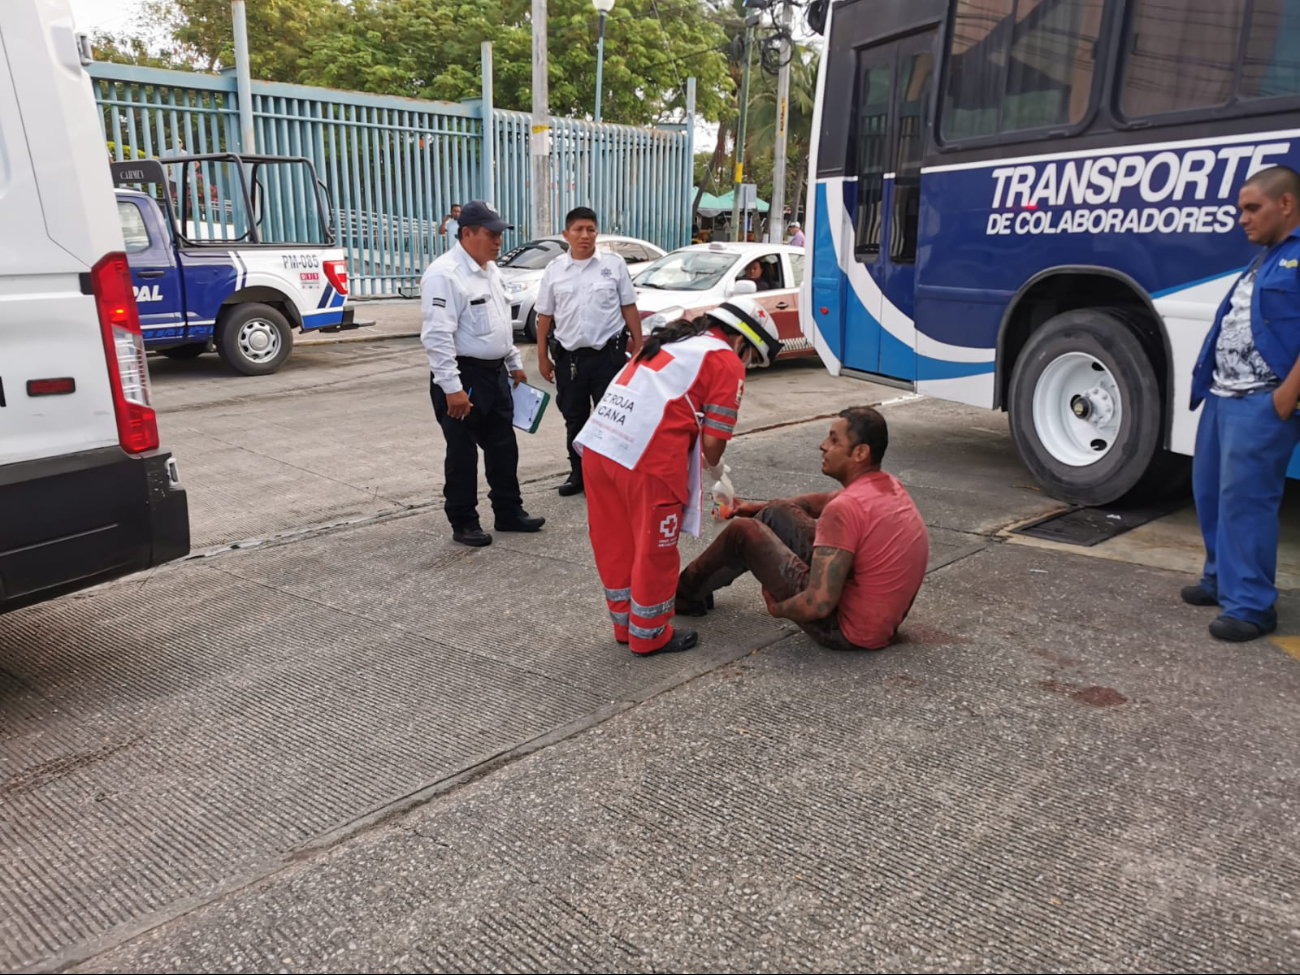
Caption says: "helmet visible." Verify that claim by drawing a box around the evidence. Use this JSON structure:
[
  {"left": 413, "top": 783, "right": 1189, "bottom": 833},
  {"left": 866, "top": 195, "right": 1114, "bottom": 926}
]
[{"left": 709, "top": 295, "right": 784, "bottom": 368}]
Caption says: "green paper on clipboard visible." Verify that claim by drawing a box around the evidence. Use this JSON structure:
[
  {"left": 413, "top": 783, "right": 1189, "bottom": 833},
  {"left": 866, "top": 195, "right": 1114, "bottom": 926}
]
[{"left": 511, "top": 382, "right": 550, "bottom": 434}]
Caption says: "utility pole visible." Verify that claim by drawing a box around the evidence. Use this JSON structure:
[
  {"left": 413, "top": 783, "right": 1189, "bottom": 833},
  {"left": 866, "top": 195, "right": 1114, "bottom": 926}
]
[
  {"left": 231, "top": 0, "right": 255, "bottom": 154},
  {"left": 531, "top": 0, "right": 552, "bottom": 238},
  {"left": 767, "top": 0, "right": 793, "bottom": 243},
  {"left": 729, "top": 15, "right": 758, "bottom": 243},
  {"left": 481, "top": 42, "right": 494, "bottom": 204}
]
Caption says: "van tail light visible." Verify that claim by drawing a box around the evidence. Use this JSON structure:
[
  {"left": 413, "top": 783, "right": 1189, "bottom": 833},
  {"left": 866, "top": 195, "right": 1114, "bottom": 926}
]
[
  {"left": 324, "top": 259, "right": 349, "bottom": 296},
  {"left": 91, "top": 252, "right": 159, "bottom": 454}
]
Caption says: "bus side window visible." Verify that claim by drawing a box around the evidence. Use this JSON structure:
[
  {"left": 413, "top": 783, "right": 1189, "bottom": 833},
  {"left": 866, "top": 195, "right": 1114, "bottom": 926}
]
[
  {"left": 853, "top": 58, "right": 892, "bottom": 261},
  {"left": 1121, "top": 0, "right": 1247, "bottom": 117},
  {"left": 941, "top": 0, "right": 1104, "bottom": 141},
  {"left": 1241, "top": 0, "right": 1300, "bottom": 100},
  {"left": 891, "top": 52, "right": 933, "bottom": 264}
]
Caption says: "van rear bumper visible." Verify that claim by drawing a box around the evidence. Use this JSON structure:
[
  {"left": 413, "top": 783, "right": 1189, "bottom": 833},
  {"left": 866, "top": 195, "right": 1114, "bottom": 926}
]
[{"left": 0, "top": 446, "right": 190, "bottom": 613}]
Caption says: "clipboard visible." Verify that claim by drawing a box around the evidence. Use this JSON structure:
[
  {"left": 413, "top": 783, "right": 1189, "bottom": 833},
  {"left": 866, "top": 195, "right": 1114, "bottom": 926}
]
[{"left": 511, "top": 381, "right": 551, "bottom": 433}]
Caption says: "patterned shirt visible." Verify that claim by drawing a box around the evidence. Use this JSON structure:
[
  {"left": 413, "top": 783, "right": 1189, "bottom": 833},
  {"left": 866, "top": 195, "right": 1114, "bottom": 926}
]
[{"left": 1212, "top": 268, "right": 1278, "bottom": 397}]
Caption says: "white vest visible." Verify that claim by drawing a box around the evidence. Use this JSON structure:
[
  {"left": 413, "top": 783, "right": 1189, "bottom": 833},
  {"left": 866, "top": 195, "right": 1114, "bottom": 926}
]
[
  {"left": 574, "top": 334, "right": 729, "bottom": 470},
  {"left": 574, "top": 334, "right": 730, "bottom": 538}
]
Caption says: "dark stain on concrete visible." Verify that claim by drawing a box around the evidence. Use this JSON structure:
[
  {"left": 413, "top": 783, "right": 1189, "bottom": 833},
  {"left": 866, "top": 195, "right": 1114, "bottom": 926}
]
[{"left": 1038, "top": 678, "right": 1128, "bottom": 708}]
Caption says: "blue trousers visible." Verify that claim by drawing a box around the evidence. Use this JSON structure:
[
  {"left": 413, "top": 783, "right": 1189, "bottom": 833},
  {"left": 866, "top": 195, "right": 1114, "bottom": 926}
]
[{"left": 1193, "top": 391, "right": 1300, "bottom": 625}]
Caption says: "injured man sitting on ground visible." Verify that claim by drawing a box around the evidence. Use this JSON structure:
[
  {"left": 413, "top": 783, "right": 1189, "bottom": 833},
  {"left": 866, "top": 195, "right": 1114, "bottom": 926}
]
[{"left": 676, "top": 406, "right": 930, "bottom": 651}]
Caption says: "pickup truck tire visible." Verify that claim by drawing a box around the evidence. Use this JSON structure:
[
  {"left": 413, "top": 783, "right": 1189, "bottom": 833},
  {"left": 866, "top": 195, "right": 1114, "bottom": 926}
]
[
  {"left": 158, "top": 343, "right": 207, "bottom": 360},
  {"left": 217, "top": 304, "right": 293, "bottom": 376}
]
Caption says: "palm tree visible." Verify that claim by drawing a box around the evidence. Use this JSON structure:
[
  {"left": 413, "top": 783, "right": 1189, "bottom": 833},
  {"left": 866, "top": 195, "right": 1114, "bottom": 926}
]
[{"left": 745, "top": 46, "right": 819, "bottom": 222}]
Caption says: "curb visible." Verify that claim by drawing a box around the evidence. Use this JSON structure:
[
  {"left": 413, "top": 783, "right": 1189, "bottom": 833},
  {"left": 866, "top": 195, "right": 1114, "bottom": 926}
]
[{"left": 299, "top": 328, "right": 421, "bottom": 347}]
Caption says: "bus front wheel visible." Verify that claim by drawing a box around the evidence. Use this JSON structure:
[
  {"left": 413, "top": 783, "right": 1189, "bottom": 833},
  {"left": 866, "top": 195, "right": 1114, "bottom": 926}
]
[{"left": 1008, "top": 309, "right": 1166, "bottom": 507}]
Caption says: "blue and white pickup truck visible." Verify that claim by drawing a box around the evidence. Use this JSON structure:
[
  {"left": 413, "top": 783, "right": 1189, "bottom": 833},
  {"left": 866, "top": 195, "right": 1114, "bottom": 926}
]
[{"left": 111, "top": 153, "right": 358, "bottom": 375}]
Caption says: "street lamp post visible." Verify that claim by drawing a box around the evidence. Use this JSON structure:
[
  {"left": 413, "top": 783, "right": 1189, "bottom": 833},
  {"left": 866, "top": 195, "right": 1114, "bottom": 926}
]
[{"left": 593, "top": 0, "right": 616, "bottom": 123}]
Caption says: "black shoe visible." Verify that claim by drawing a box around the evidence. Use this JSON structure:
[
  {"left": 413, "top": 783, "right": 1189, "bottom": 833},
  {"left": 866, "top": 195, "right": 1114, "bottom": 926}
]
[
  {"left": 1209, "top": 614, "right": 1275, "bottom": 642},
  {"left": 452, "top": 525, "right": 492, "bottom": 547},
  {"left": 675, "top": 593, "right": 715, "bottom": 617},
  {"left": 633, "top": 630, "right": 698, "bottom": 656},
  {"left": 558, "top": 477, "right": 584, "bottom": 497},
  {"left": 495, "top": 511, "right": 546, "bottom": 532},
  {"left": 1181, "top": 585, "right": 1219, "bottom": 607}
]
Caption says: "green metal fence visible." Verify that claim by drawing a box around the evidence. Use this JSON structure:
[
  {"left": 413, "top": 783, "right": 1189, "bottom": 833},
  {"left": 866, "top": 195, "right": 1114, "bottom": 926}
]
[{"left": 90, "top": 62, "right": 694, "bottom": 296}]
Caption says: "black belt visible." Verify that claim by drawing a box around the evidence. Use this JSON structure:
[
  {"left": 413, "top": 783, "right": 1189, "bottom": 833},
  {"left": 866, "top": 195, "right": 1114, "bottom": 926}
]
[
  {"left": 554, "top": 332, "right": 625, "bottom": 357},
  {"left": 457, "top": 355, "right": 506, "bottom": 370}
]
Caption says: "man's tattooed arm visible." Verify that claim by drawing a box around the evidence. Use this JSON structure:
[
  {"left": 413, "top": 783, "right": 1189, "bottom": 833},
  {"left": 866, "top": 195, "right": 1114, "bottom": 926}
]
[{"left": 764, "top": 546, "right": 854, "bottom": 623}]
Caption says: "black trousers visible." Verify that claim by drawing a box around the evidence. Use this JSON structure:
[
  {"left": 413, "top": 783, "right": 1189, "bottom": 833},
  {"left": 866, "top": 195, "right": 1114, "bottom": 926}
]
[
  {"left": 554, "top": 337, "right": 626, "bottom": 481},
  {"left": 429, "top": 359, "right": 522, "bottom": 529}
]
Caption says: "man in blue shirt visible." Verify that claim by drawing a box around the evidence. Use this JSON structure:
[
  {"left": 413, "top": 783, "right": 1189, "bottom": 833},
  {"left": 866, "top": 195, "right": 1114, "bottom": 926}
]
[{"left": 1186, "top": 166, "right": 1300, "bottom": 641}]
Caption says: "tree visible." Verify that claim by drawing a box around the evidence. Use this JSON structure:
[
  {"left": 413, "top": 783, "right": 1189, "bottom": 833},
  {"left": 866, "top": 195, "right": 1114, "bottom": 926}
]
[
  {"left": 97, "top": 0, "right": 735, "bottom": 127},
  {"left": 90, "top": 32, "right": 183, "bottom": 70},
  {"left": 131, "top": 0, "right": 335, "bottom": 81}
]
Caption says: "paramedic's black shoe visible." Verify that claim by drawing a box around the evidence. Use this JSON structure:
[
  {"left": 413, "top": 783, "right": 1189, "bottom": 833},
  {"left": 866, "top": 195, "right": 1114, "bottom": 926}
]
[
  {"left": 675, "top": 593, "right": 715, "bottom": 617},
  {"left": 495, "top": 511, "right": 545, "bottom": 532},
  {"left": 558, "top": 477, "right": 584, "bottom": 497},
  {"left": 452, "top": 525, "right": 492, "bottom": 547},
  {"left": 1181, "top": 584, "right": 1219, "bottom": 607},
  {"left": 634, "top": 630, "right": 698, "bottom": 656},
  {"left": 1209, "top": 614, "right": 1275, "bottom": 642}
]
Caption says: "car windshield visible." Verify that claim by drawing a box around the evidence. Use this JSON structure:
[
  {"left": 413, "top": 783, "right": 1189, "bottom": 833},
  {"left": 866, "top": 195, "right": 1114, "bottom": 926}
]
[
  {"left": 499, "top": 238, "right": 568, "bottom": 269},
  {"left": 634, "top": 250, "right": 738, "bottom": 291}
]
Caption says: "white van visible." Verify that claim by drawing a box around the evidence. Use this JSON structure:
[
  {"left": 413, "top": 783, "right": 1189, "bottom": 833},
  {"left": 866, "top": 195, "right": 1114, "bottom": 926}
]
[{"left": 0, "top": 0, "right": 188, "bottom": 613}]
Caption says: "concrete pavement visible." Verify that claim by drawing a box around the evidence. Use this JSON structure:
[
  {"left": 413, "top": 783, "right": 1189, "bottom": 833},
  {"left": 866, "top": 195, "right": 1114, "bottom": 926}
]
[{"left": 2, "top": 336, "right": 1299, "bottom": 973}]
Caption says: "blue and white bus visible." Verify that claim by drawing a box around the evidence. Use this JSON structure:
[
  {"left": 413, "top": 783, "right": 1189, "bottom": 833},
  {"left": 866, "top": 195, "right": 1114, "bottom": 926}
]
[{"left": 801, "top": 0, "right": 1300, "bottom": 504}]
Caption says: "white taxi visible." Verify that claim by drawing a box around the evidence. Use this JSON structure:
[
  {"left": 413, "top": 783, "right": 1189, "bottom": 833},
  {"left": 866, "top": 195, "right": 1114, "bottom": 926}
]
[{"left": 634, "top": 242, "right": 809, "bottom": 357}]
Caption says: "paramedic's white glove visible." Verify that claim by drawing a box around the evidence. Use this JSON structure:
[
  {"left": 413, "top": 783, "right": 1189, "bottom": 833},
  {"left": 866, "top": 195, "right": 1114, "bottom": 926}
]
[{"left": 704, "top": 462, "right": 737, "bottom": 507}]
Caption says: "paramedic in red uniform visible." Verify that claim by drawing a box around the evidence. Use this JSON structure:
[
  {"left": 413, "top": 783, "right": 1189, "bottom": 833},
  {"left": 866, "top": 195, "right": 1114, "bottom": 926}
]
[{"left": 575, "top": 297, "right": 783, "bottom": 656}]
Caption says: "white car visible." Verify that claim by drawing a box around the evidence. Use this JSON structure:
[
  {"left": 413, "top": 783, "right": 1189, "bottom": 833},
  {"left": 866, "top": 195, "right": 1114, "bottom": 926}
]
[
  {"left": 498, "top": 234, "right": 666, "bottom": 340},
  {"left": 634, "top": 242, "right": 810, "bottom": 357}
]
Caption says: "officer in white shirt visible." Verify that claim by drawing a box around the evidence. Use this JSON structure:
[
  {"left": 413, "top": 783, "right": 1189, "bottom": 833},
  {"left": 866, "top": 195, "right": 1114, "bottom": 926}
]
[
  {"left": 422, "top": 200, "right": 545, "bottom": 546},
  {"left": 535, "top": 206, "right": 643, "bottom": 496}
]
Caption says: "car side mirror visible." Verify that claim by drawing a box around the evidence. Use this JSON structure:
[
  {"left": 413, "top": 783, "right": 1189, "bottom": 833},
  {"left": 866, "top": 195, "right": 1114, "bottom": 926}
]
[{"left": 729, "top": 279, "right": 758, "bottom": 296}]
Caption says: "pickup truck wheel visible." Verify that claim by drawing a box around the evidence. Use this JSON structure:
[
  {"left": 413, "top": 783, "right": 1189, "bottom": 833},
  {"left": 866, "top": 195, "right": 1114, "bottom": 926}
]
[
  {"left": 217, "top": 304, "right": 293, "bottom": 376},
  {"left": 158, "top": 343, "right": 207, "bottom": 360}
]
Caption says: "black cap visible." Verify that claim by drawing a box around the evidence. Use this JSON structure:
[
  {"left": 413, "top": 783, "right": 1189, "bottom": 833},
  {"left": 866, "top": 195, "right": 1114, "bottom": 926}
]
[{"left": 458, "top": 200, "right": 512, "bottom": 232}]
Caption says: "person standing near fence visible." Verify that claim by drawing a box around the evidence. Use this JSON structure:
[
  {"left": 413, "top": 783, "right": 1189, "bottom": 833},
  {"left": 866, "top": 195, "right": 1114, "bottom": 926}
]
[
  {"left": 535, "top": 206, "right": 643, "bottom": 496},
  {"left": 421, "top": 200, "right": 545, "bottom": 547},
  {"left": 438, "top": 204, "right": 461, "bottom": 251}
]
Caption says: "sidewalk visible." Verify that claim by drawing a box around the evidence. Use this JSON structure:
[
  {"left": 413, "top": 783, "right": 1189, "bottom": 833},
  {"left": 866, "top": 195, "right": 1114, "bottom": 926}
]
[{"left": 4, "top": 402, "right": 1297, "bottom": 973}]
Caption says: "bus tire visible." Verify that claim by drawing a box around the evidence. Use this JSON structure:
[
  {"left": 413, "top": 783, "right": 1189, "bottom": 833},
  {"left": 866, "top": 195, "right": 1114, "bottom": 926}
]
[
  {"left": 1008, "top": 308, "right": 1167, "bottom": 507},
  {"left": 158, "top": 343, "right": 207, "bottom": 360},
  {"left": 216, "top": 303, "right": 293, "bottom": 376}
]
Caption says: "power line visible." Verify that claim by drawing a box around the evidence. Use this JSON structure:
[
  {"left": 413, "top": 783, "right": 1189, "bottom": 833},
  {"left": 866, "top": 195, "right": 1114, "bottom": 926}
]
[{"left": 649, "top": 0, "right": 686, "bottom": 91}]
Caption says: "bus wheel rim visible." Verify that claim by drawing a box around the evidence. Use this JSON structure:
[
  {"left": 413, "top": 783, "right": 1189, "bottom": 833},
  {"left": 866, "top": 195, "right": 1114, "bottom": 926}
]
[{"left": 1032, "top": 352, "right": 1122, "bottom": 467}]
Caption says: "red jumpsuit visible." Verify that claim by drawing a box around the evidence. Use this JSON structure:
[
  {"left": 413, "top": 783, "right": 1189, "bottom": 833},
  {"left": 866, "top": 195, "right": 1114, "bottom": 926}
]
[{"left": 577, "top": 328, "right": 746, "bottom": 653}]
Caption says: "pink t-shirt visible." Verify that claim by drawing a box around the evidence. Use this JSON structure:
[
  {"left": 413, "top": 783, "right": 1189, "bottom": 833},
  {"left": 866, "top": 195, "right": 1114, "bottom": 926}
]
[{"left": 813, "top": 471, "right": 929, "bottom": 649}]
